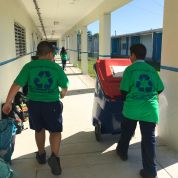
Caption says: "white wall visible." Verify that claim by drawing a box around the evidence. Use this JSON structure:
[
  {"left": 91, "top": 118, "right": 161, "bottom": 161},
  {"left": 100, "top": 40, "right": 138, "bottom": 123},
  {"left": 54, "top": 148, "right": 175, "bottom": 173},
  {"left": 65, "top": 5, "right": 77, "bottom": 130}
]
[
  {"left": 159, "top": 0, "right": 178, "bottom": 151},
  {"left": 0, "top": 0, "right": 42, "bottom": 103},
  {"left": 140, "top": 34, "right": 153, "bottom": 59}
]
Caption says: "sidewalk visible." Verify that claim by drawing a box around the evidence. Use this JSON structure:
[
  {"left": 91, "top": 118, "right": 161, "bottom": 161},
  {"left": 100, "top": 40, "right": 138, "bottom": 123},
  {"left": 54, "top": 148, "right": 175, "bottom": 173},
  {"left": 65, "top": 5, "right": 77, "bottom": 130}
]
[{"left": 11, "top": 62, "right": 178, "bottom": 178}]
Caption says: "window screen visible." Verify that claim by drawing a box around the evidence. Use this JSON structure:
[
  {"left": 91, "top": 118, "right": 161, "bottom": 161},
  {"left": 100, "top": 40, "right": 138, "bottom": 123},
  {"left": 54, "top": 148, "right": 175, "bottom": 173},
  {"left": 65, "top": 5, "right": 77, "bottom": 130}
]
[{"left": 14, "top": 23, "right": 26, "bottom": 57}]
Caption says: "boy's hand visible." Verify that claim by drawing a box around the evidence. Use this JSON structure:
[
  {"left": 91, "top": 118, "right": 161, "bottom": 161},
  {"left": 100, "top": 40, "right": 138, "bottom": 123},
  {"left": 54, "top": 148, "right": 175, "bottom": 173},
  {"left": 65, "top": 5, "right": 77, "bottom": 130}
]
[
  {"left": 3, "top": 83, "right": 20, "bottom": 114},
  {"left": 60, "top": 91, "right": 65, "bottom": 99},
  {"left": 2, "top": 102, "right": 12, "bottom": 114},
  {"left": 60, "top": 88, "right": 68, "bottom": 99}
]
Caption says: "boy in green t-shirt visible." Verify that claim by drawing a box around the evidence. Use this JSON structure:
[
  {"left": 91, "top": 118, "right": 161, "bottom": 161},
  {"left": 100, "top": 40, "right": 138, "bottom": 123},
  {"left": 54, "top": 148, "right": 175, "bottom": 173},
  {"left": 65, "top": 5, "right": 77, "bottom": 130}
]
[
  {"left": 116, "top": 44, "right": 164, "bottom": 178},
  {"left": 2, "top": 41, "right": 69, "bottom": 175}
]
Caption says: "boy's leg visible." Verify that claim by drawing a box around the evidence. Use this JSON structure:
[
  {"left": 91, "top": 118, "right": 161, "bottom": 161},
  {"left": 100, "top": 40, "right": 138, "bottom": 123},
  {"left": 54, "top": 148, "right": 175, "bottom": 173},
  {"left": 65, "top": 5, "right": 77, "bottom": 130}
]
[
  {"left": 35, "top": 129, "right": 46, "bottom": 164},
  {"left": 116, "top": 117, "right": 137, "bottom": 159},
  {"left": 48, "top": 132, "right": 62, "bottom": 175},
  {"left": 35, "top": 129, "right": 46, "bottom": 154},
  {"left": 42, "top": 101, "right": 63, "bottom": 175},
  {"left": 28, "top": 101, "right": 46, "bottom": 164},
  {"left": 139, "top": 121, "right": 157, "bottom": 177},
  {"left": 49, "top": 132, "right": 61, "bottom": 156}
]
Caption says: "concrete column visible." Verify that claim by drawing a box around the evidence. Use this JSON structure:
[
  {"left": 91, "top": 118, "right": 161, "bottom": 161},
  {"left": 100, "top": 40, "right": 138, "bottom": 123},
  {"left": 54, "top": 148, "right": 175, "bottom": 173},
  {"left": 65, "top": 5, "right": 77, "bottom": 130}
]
[
  {"left": 81, "top": 26, "right": 88, "bottom": 74},
  {"left": 68, "top": 35, "right": 73, "bottom": 63},
  {"left": 61, "top": 38, "right": 65, "bottom": 48},
  {"left": 58, "top": 39, "right": 61, "bottom": 48},
  {"left": 65, "top": 36, "right": 69, "bottom": 50},
  {"left": 70, "top": 33, "right": 75, "bottom": 64},
  {"left": 99, "top": 13, "right": 111, "bottom": 59},
  {"left": 66, "top": 36, "right": 70, "bottom": 62},
  {"left": 72, "top": 31, "right": 78, "bottom": 66},
  {"left": 65, "top": 37, "right": 67, "bottom": 49},
  {"left": 159, "top": 0, "right": 178, "bottom": 151}
]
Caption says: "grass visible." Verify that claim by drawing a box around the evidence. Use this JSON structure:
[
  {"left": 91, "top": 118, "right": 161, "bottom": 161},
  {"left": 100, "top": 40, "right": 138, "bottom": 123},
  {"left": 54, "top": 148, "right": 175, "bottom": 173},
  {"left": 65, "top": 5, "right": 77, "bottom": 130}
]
[{"left": 78, "top": 58, "right": 97, "bottom": 78}]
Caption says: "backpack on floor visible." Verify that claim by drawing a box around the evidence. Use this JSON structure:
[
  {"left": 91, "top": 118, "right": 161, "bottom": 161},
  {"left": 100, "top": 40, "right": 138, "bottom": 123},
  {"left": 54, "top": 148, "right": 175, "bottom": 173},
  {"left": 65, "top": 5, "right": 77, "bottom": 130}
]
[
  {"left": 0, "top": 118, "right": 16, "bottom": 163},
  {"left": 2, "top": 103, "right": 24, "bottom": 135},
  {"left": 0, "top": 158, "right": 13, "bottom": 178}
]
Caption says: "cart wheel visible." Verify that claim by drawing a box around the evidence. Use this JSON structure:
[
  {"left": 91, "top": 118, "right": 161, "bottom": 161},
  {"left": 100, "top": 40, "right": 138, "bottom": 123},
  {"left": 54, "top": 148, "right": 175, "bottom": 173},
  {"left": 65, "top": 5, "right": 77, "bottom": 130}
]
[{"left": 95, "top": 123, "right": 101, "bottom": 141}]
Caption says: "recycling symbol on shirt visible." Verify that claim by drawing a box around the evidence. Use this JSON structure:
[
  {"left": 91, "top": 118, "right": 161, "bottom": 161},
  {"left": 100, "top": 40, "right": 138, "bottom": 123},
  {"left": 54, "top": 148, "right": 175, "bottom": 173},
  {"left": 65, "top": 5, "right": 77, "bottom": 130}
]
[
  {"left": 34, "top": 71, "right": 53, "bottom": 90},
  {"left": 136, "top": 74, "right": 153, "bottom": 92}
]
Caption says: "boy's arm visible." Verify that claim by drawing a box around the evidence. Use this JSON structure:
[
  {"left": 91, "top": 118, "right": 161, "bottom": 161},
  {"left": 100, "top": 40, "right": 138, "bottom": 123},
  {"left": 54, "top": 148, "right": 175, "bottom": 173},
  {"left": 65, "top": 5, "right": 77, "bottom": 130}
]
[
  {"left": 2, "top": 83, "right": 21, "bottom": 114},
  {"left": 60, "top": 88, "right": 68, "bottom": 99}
]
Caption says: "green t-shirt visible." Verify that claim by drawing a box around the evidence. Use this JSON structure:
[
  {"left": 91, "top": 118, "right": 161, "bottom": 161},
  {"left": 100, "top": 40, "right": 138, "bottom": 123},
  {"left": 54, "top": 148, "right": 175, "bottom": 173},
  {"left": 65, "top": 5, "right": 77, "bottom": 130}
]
[
  {"left": 120, "top": 60, "right": 164, "bottom": 123},
  {"left": 60, "top": 53, "right": 68, "bottom": 61},
  {"left": 14, "top": 59, "right": 69, "bottom": 102}
]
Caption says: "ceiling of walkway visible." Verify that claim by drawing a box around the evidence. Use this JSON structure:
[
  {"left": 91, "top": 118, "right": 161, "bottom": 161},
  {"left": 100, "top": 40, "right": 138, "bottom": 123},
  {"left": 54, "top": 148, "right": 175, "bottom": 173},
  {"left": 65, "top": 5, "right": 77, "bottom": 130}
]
[{"left": 19, "top": 0, "right": 131, "bottom": 40}]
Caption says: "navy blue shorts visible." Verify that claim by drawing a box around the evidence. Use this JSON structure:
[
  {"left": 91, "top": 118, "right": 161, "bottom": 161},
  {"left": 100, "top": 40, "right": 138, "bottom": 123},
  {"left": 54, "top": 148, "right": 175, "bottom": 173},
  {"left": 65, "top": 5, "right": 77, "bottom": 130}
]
[{"left": 28, "top": 100, "right": 63, "bottom": 132}]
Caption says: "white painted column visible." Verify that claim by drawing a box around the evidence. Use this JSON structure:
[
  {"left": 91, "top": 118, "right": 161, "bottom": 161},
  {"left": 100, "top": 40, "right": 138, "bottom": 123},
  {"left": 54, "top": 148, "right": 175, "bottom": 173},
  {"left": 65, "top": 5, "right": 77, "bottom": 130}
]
[
  {"left": 65, "top": 37, "right": 67, "bottom": 49},
  {"left": 72, "top": 31, "right": 78, "bottom": 66},
  {"left": 68, "top": 35, "right": 73, "bottom": 63},
  {"left": 81, "top": 26, "right": 88, "bottom": 74},
  {"left": 65, "top": 36, "right": 69, "bottom": 50},
  {"left": 159, "top": 0, "right": 178, "bottom": 151},
  {"left": 71, "top": 33, "right": 75, "bottom": 64},
  {"left": 66, "top": 36, "right": 71, "bottom": 62},
  {"left": 57, "top": 39, "right": 62, "bottom": 48},
  {"left": 58, "top": 39, "right": 62, "bottom": 48},
  {"left": 99, "top": 13, "right": 111, "bottom": 59},
  {"left": 61, "top": 38, "right": 65, "bottom": 48}
]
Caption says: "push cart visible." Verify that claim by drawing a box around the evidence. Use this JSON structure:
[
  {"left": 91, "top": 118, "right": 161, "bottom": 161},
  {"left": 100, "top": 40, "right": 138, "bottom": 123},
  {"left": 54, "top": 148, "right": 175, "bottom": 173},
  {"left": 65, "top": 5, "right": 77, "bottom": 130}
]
[{"left": 92, "top": 58, "right": 131, "bottom": 141}]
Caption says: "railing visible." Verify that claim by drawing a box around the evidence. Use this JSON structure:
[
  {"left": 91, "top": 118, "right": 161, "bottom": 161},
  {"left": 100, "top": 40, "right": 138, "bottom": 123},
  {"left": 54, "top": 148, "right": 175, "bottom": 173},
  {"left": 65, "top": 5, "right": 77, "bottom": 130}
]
[
  {"left": 161, "top": 65, "right": 178, "bottom": 72},
  {"left": 0, "top": 52, "right": 34, "bottom": 66},
  {"left": 66, "top": 49, "right": 110, "bottom": 58}
]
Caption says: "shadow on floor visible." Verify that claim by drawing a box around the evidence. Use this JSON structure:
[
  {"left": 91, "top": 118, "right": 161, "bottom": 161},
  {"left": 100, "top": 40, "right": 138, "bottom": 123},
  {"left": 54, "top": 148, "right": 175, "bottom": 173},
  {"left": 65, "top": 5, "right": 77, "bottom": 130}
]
[
  {"left": 66, "top": 73, "right": 82, "bottom": 76},
  {"left": 66, "top": 88, "right": 95, "bottom": 96},
  {"left": 11, "top": 131, "right": 178, "bottom": 178}
]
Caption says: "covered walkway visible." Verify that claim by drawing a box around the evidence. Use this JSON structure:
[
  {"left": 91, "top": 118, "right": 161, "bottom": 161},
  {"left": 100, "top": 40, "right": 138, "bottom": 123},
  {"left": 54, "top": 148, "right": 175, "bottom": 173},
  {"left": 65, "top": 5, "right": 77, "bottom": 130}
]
[
  {"left": 1, "top": 0, "right": 178, "bottom": 177},
  {"left": 11, "top": 62, "right": 178, "bottom": 178}
]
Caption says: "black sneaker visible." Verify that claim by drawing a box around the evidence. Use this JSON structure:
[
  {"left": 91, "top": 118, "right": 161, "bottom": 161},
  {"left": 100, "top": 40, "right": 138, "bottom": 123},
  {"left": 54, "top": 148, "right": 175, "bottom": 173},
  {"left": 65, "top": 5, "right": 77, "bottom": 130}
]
[
  {"left": 139, "top": 169, "right": 158, "bottom": 178},
  {"left": 35, "top": 151, "right": 46, "bottom": 164},
  {"left": 116, "top": 146, "right": 128, "bottom": 161},
  {"left": 48, "top": 153, "right": 62, "bottom": 175}
]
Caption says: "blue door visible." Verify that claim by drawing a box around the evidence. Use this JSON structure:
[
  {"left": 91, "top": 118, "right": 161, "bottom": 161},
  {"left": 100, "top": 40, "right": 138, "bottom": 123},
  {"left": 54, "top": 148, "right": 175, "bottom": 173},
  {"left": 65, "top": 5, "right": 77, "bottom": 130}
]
[
  {"left": 111, "top": 38, "right": 121, "bottom": 57},
  {"left": 152, "top": 32, "right": 162, "bottom": 62}
]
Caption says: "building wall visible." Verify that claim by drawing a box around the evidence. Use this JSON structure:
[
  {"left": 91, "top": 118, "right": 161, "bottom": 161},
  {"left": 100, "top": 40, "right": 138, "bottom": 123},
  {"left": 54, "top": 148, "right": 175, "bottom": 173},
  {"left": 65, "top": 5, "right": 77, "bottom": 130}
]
[
  {"left": 140, "top": 34, "right": 153, "bottom": 59},
  {"left": 0, "top": 0, "right": 42, "bottom": 103},
  {"left": 158, "top": 0, "right": 178, "bottom": 151}
]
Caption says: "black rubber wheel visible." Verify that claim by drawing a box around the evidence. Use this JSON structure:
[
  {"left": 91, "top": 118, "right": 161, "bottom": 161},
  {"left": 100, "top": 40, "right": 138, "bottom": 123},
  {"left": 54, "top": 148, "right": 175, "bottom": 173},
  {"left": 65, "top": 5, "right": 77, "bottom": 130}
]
[{"left": 95, "top": 123, "right": 101, "bottom": 142}]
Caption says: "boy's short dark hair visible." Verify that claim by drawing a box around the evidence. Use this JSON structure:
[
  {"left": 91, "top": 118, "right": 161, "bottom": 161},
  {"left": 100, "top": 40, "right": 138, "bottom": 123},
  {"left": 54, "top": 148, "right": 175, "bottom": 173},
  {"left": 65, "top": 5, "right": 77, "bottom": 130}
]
[
  {"left": 37, "top": 41, "right": 53, "bottom": 56},
  {"left": 130, "top": 44, "right": 147, "bottom": 59}
]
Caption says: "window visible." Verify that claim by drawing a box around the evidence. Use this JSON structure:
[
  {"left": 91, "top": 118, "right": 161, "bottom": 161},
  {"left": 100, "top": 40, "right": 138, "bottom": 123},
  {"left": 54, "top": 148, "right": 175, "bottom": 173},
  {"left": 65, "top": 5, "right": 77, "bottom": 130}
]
[{"left": 14, "top": 23, "right": 26, "bottom": 57}]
